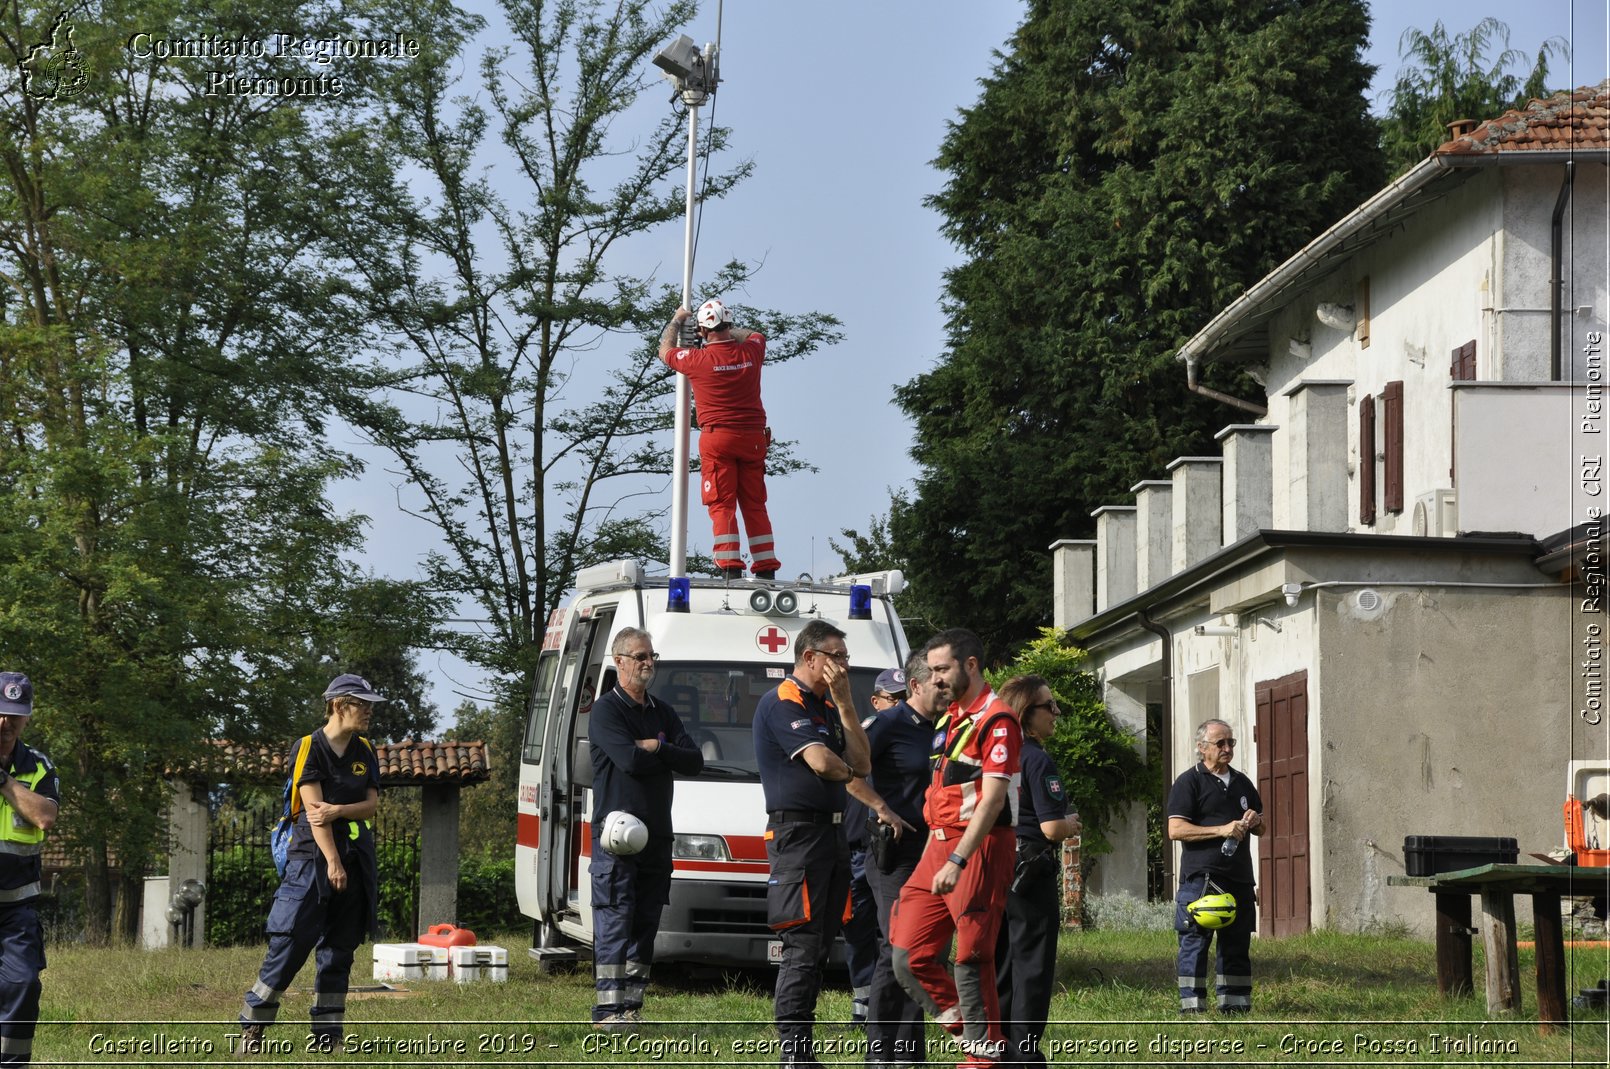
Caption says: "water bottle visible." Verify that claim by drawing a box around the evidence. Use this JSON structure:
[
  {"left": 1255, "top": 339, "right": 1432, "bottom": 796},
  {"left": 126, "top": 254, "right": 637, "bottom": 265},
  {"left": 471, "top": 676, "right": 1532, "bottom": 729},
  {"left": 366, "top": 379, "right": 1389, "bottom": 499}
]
[{"left": 1221, "top": 835, "right": 1240, "bottom": 857}]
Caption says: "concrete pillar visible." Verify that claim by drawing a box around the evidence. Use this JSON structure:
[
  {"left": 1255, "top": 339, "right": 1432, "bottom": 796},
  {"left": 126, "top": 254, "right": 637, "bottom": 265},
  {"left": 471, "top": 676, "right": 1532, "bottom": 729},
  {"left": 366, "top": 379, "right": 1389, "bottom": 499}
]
[
  {"left": 167, "top": 780, "right": 208, "bottom": 945},
  {"left": 1050, "top": 539, "right": 1097, "bottom": 628},
  {"left": 1131, "top": 480, "right": 1174, "bottom": 590},
  {"left": 419, "top": 783, "right": 461, "bottom": 930},
  {"left": 1092, "top": 506, "right": 1138, "bottom": 611},
  {"left": 1284, "top": 380, "right": 1352, "bottom": 531},
  {"left": 1085, "top": 682, "right": 1148, "bottom": 899},
  {"left": 1167, "top": 457, "right": 1223, "bottom": 572},
  {"left": 1216, "top": 424, "right": 1277, "bottom": 543}
]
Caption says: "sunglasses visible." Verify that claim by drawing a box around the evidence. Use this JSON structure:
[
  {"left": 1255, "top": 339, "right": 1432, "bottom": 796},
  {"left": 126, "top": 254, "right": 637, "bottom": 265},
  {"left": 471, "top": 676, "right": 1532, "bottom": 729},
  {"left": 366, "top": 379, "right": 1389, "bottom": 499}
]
[
  {"left": 1207, "top": 738, "right": 1237, "bottom": 748},
  {"left": 618, "top": 652, "right": 660, "bottom": 664}
]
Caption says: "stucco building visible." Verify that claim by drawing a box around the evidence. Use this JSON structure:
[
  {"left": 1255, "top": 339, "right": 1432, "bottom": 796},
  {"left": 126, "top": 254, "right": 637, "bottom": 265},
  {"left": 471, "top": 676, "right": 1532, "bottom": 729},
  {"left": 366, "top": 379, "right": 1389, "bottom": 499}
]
[{"left": 1054, "top": 84, "right": 1610, "bottom": 935}]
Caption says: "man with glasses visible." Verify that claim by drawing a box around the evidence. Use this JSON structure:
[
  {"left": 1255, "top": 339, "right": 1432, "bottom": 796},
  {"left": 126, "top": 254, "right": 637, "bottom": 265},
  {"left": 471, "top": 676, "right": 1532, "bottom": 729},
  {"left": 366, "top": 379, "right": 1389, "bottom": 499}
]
[
  {"left": 891, "top": 628, "right": 1021, "bottom": 1069},
  {"left": 588, "top": 628, "right": 705, "bottom": 1031},
  {"left": 753, "top": 619, "right": 871, "bottom": 1068},
  {"left": 1167, "top": 718, "right": 1265, "bottom": 1015}
]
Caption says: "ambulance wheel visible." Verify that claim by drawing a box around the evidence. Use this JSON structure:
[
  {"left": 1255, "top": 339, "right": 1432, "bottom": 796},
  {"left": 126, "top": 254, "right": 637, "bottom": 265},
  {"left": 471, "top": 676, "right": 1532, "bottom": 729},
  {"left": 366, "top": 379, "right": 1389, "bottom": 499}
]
[{"left": 538, "top": 956, "right": 577, "bottom": 977}]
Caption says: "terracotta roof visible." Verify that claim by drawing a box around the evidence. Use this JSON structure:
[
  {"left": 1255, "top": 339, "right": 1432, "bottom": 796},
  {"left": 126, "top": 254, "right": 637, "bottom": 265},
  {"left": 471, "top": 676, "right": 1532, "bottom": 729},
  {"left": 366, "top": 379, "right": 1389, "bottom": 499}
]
[
  {"left": 187, "top": 738, "right": 492, "bottom": 786},
  {"left": 1437, "top": 79, "right": 1610, "bottom": 155}
]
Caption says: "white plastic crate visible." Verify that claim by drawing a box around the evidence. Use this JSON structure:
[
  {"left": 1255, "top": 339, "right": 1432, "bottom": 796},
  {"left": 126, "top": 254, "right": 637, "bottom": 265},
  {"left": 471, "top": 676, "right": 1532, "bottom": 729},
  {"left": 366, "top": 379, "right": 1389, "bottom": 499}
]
[
  {"left": 372, "top": 942, "right": 448, "bottom": 982},
  {"left": 449, "top": 944, "right": 509, "bottom": 983}
]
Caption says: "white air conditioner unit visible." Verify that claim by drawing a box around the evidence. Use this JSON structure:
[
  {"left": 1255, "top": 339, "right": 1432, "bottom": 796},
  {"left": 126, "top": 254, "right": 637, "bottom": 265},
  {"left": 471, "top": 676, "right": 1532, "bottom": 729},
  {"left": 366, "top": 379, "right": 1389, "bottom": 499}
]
[{"left": 1410, "top": 489, "right": 1457, "bottom": 538}]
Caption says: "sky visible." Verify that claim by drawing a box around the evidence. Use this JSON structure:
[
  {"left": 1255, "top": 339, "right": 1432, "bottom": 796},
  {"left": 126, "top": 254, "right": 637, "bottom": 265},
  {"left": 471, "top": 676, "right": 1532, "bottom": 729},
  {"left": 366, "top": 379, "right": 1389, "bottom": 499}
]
[{"left": 333, "top": 1, "right": 1610, "bottom": 709}]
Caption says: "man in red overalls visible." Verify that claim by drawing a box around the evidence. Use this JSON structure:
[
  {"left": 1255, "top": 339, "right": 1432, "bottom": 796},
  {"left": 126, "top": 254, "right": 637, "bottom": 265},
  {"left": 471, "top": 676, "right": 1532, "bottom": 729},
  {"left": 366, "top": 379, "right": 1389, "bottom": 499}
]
[
  {"left": 659, "top": 299, "right": 781, "bottom": 579},
  {"left": 890, "top": 628, "right": 1021, "bottom": 1069}
]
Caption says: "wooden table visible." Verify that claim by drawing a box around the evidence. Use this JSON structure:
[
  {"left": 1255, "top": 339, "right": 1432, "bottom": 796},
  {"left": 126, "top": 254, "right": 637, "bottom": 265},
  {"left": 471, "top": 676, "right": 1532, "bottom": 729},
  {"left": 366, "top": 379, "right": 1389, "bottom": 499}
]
[{"left": 1390, "top": 863, "right": 1610, "bottom": 1027}]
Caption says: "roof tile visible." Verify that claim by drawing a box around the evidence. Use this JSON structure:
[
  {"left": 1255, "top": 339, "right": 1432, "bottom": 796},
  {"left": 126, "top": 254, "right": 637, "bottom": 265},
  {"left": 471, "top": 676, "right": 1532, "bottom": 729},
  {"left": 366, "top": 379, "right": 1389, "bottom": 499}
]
[{"left": 1437, "top": 80, "right": 1610, "bottom": 155}]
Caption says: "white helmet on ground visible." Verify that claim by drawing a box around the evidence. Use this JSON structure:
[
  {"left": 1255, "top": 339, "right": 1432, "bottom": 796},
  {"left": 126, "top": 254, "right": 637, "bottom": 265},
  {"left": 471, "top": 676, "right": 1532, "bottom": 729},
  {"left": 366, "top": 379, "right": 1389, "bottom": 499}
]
[
  {"left": 696, "top": 298, "right": 731, "bottom": 330},
  {"left": 600, "top": 810, "right": 649, "bottom": 855}
]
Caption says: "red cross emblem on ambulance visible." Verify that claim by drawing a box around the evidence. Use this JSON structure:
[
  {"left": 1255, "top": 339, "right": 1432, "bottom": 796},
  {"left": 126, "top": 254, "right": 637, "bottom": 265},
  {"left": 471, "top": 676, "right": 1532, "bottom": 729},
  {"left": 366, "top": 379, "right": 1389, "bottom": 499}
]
[{"left": 757, "top": 626, "right": 790, "bottom": 656}]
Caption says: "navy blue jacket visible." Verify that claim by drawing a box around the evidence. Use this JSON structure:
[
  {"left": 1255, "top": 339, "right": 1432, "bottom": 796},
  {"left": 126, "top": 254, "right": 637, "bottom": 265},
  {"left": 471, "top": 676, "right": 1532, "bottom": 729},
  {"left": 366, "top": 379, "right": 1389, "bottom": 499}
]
[{"left": 590, "top": 686, "right": 704, "bottom": 840}]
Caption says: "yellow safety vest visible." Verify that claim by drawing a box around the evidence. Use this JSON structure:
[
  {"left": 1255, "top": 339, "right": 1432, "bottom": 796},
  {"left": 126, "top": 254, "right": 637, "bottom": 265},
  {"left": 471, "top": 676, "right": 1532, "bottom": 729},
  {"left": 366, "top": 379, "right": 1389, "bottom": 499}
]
[{"left": 0, "top": 756, "right": 51, "bottom": 904}]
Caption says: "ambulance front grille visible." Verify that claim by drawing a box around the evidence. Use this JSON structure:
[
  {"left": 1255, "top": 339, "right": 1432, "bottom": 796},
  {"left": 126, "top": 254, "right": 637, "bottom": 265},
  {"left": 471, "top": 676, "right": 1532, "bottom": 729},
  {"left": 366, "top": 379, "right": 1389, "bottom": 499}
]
[{"left": 688, "top": 885, "right": 768, "bottom": 934}]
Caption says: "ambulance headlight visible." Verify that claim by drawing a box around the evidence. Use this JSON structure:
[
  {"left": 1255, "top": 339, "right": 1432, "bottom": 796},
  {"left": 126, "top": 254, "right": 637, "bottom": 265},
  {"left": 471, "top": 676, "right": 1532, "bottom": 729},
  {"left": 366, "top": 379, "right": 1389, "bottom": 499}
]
[{"left": 673, "top": 834, "right": 733, "bottom": 861}]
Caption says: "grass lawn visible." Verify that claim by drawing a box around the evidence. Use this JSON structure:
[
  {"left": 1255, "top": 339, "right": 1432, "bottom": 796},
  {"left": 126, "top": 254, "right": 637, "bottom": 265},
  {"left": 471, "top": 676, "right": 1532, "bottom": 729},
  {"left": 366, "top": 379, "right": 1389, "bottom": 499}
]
[{"left": 33, "top": 928, "right": 1610, "bottom": 1065}]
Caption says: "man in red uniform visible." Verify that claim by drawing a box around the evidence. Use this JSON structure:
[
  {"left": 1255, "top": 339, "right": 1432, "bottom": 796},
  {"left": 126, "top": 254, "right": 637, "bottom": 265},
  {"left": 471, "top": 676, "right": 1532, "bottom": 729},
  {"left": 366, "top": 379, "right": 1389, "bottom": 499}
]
[
  {"left": 890, "top": 629, "right": 1021, "bottom": 1068},
  {"left": 659, "top": 299, "right": 781, "bottom": 579}
]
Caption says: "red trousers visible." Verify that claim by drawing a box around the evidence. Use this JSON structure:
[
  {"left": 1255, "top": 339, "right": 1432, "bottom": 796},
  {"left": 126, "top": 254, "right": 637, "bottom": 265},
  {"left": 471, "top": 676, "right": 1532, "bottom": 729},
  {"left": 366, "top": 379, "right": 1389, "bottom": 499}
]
[
  {"left": 699, "top": 427, "right": 779, "bottom": 574},
  {"left": 889, "top": 827, "right": 1014, "bottom": 1054}
]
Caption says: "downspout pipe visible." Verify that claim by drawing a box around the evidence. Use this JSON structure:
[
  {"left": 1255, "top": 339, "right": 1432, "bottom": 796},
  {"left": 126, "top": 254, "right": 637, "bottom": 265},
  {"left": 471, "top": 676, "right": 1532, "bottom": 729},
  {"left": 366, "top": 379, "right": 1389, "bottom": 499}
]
[
  {"left": 1550, "top": 160, "right": 1575, "bottom": 381},
  {"left": 1186, "top": 355, "right": 1268, "bottom": 416},
  {"left": 1136, "top": 609, "right": 1174, "bottom": 897}
]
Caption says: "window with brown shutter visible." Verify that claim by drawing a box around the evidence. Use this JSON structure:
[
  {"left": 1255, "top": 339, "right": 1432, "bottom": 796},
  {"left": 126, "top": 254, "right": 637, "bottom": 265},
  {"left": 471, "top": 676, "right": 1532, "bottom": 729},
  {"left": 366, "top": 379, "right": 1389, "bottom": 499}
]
[
  {"left": 1359, "top": 394, "right": 1376, "bottom": 526},
  {"left": 1356, "top": 278, "right": 1371, "bottom": 349},
  {"left": 1451, "top": 339, "right": 1476, "bottom": 380},
  {"left": 1382, "top": 380, "right": 1404, "bottom": 512}
]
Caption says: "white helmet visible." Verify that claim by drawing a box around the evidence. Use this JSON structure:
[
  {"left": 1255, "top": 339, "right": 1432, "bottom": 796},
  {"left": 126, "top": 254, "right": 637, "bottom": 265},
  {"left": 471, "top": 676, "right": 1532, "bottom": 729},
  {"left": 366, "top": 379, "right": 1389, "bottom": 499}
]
[
  {"left": 600, "top": 810, "right": 649, "bottom": 855},
  {"left": 696, "top": 298, "right": 731, "bottom": 330}
]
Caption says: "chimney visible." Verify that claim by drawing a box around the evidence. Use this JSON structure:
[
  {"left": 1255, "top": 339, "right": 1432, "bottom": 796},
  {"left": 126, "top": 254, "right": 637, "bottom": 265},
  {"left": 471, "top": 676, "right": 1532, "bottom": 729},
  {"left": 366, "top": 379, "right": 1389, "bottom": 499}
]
[
  {"left": 1446, "top": 118, "right": 1477, "bottom": 139},
  {"left": 1214, "top": 424, "right": 1277, "bottom": 543},
  {"left": 1130, "top": 480, "right": 1174, "bottom": 589},
  {"left": 1167, "top": 457, "right": 1223, "bottom": 572},
  {"left": 1050, "top": 539, "right": 1096, "bottom": 629},
  {"left": 1091, "top": 506, "right": 1138, "bottom": 611},
  {"left": 1283, "top": 380, "right": 1352, "bottom": 531}
]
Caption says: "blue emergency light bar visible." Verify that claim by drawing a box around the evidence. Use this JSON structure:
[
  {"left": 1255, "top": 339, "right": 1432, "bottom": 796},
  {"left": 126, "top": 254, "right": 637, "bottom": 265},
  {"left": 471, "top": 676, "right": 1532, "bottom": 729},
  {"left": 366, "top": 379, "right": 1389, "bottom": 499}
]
[
  {"left": 848, "top": 584, "right": 873, "bottom": 620},
  {"left": 667, "top": 576, "right": 690, "bottom": 613}
]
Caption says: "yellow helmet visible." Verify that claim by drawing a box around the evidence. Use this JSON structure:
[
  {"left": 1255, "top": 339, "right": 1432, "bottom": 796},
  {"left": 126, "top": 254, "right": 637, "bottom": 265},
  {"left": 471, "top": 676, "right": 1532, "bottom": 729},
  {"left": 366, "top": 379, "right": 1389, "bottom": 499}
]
[{"left": 1187, "top": 891, "right": 1238, "bottom": 929}]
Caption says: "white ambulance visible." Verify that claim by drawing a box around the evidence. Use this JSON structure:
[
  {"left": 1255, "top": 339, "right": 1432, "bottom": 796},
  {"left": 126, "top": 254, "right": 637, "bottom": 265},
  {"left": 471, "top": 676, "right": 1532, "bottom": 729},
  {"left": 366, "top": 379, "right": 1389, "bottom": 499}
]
[{"left": 515, "top": 560, "right": 911, "bottom": 970}]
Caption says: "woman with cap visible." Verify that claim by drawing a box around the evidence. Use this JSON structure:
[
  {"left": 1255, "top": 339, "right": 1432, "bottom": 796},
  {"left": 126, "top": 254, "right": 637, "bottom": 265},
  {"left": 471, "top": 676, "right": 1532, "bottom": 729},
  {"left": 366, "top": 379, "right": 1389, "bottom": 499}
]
[
  {"left": 238, "top": 674, "right": 383, "bottom": 1053},
  {"left": 993, "top": 675, "right": 1079, "bottom": 1068}
]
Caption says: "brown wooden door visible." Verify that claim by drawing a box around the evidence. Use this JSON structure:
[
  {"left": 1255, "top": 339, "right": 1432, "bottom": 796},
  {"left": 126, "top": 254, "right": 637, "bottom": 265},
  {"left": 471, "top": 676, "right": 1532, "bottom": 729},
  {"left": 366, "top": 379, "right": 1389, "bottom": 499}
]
[{"left": 1255, "top": 671, "right": 1310, "bottom": 935}]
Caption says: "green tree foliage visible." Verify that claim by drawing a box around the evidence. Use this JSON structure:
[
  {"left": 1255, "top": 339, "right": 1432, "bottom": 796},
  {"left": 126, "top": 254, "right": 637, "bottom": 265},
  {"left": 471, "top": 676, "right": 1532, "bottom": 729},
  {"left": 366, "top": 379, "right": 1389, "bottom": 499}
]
[
  {"left": 984, "top": 630, "right": 1150, "bottom": 858},
  {"left": 828, "top": 512, "right": 941, "bottom": 648},
  {"left": 1379, "top": 18, "right": 1568, "bottom": 176},
  {"left": 0, "top": 0, "right": 388, "bottom": 939},
  {"left": 890, "top": 0, "right": 1385, "bottom": 662},
  {"left": 320, "top": 0, "right": 840, "bottom": 692},
  {"left": 447, "top": 698, "right": 520, "bottom": 856},
  {"left": 309, "top": 577, "right": 444, "bottom": 742}
]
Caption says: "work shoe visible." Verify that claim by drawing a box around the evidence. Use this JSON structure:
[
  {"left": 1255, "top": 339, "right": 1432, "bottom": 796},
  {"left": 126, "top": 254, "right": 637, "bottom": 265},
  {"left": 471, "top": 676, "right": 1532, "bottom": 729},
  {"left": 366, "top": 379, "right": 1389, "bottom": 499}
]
[
  {"left": 308, "top": 1032, "right": 338, "bottom": 1053},
  {"left": 236, "top": 1025, "right": 265, "bottom": 1058},
  {"left": 594, "top": 1012, "right": 637, "bottom": 1034},
  {"left": 755, "top": 569, "right": 776, "bottom": 580},
  {"left": 849, "top": 996, "right": 869, "bottom": 1030},
  {"left": 934, "top": 1006, "right": 963, "bottom": 1036}
]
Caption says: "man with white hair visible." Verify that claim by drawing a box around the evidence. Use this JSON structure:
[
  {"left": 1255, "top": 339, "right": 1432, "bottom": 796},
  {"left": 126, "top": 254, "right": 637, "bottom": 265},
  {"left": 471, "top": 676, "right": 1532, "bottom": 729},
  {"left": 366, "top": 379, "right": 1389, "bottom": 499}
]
[
  {"left": 0, "top": 672, "right": 59, "bottom": 1069},
  {"left": 659, "top": 299, "right": 781, "bottom": 579}
]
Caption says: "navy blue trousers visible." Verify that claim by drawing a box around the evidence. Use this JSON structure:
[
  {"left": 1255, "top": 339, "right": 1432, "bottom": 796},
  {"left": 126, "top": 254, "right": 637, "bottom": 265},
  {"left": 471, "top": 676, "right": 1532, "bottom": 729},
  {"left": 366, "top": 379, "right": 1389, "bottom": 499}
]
[
  {"left": 0, "top": 906, "right": 44, "bottom": 1067},
  {"left": 240, "top": 855, "right": 373, "bottom": 1040},
  {"left": 1174, "top": 875, "right": 1255, "bottom": 1012},
  {"left": 590, "top": 839, "right": 672, "bottom": 1020}
]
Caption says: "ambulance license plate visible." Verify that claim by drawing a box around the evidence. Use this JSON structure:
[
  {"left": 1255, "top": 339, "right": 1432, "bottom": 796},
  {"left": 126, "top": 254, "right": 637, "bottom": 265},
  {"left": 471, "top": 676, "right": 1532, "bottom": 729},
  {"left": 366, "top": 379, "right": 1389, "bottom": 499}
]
[{"left": 767, "top": 940, "right": 783, "bottom": 964}]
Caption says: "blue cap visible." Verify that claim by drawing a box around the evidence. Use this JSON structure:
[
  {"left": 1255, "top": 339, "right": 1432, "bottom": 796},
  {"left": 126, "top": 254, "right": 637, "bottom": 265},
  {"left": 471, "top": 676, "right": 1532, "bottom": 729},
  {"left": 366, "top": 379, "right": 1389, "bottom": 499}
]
[
  {"left": 321, "top": 674, "right": 388, "bottom": 702},
  {"left": 874, "top": 668, "right": 907, "bottom": 697},
  {"left": 0, "top": 672, "right": 33, "bottom": 717}
]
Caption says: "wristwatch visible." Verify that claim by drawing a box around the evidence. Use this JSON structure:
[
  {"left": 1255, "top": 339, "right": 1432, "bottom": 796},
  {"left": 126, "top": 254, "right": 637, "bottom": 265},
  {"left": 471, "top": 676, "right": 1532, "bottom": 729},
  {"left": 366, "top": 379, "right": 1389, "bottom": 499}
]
[{"left": 947, "top": 851, "right": 967, "bottom": 869}]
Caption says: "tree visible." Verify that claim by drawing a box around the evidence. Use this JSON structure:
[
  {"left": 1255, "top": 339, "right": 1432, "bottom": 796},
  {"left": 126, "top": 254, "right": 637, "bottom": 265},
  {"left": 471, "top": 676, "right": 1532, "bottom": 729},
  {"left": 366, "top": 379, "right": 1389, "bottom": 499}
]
[
  {"left": 446, "top": 698, "right": 521, "bottom": 855},
  {"left": 1379, "top": 18, "right": 1569, "bottom": 176},
  {"left": 309, "top": 577, "right": 445, "bottom": 743},
  {"left": 828, "top": 511, "right": 942, "bottom": 650},
  {"left": 0, "top": 0, "right": 387, "bottom": 939},
  {"left": 889, "top": 0, "right": 1385, "bottom": 662},
  {"left": 320, "top": 0, "right": 840, "bottom": 695}
]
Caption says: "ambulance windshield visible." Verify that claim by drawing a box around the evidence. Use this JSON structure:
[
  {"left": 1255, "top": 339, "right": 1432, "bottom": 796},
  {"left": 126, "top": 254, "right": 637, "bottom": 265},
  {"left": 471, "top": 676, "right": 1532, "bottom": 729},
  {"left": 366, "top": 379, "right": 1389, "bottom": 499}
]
[{"left": 650, "top": 661, "right": 880, "bottom": 779}]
